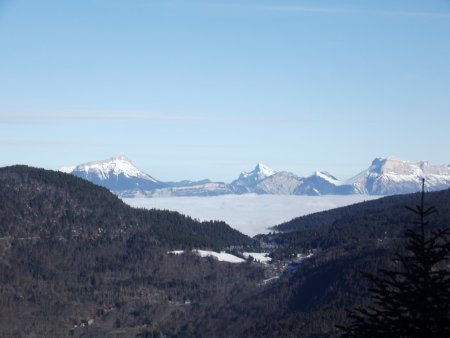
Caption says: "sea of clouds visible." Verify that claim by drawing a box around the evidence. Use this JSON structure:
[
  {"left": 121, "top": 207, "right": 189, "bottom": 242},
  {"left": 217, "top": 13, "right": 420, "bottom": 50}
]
[{"left": 122, "top": 194, "right": 380, "bottom": 237}]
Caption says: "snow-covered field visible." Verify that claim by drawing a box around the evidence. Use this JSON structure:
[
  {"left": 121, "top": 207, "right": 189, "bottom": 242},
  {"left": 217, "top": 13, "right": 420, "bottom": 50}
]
[
  {"left": 168, "top": 250, "right": 274, "bottom": 264},
  {"left": 123, "top": 194, "right": 381, "bottom": 236},
  {"left": 243, "top": 252, "right": 272, "bottom": 264},
  {"left": 195, "top": 250, "right": 246, "bottom": 263}
]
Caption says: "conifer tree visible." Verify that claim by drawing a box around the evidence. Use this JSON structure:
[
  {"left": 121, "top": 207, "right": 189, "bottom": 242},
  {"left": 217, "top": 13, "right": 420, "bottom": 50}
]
[{"left": 338, "top": 179, "right": 450, "bottom": 337}]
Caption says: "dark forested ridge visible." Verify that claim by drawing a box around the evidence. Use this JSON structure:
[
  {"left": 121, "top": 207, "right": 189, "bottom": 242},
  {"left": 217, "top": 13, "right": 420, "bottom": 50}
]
[
  {"left": 0, "top": 165, "right": 263, "bottom": 337},
  {"left": 266, "top": 189, "right": 450, "bottom": 252},
  {"left": 250, "top": 188, "right": 450, "bottom": 336},
  {"left": 0, "top": 165, "right": 253, "bottom": 250},
  {"left": 1, "top": 165, "right": 449, "bottom": 337}
]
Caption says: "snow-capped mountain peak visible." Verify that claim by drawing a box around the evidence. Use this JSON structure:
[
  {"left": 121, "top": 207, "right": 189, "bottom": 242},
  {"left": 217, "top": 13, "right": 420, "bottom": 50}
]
[
  {"left": 62, "top": 155, "right": 450, "bottom": 197},
  {"left": 66, "top": 154, "right": 165, "bottom": 192},
  {"left": 253, "top": 163, "right": 276, "bottom": 178},
  {"left": 230, "top": 163, "right": 277, "bottom": 192},
  {"left": 314, "top": 171, "right": 337, "bottom": 181},
  {"left": 293, "top": 170, "right": 351, "bottom": 196},
  {"left": 368, "top": 157, "right": 423, "bottom": 176},
  {"left": 74, "top": 154, "right": 156, "bottom": 181},
  {"left": 313, "top": 171, "right": 343, "bottom": 185},
  {"left": 347, "top": 157, "right": 450, "bottom": 195},
  {"left": 233, "top": 163, "right": 275, "bottom": 184}
]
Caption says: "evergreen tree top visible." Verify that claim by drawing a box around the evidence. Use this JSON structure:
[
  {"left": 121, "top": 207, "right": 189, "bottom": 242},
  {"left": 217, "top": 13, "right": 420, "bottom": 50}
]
[{"left": 338, "top": 179, "right": 450, "bottom": 337}]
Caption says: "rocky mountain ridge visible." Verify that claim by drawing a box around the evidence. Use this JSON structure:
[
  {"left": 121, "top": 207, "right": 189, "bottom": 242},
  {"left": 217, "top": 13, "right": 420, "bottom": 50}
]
[{"left": 62, "top": 156, "right": 450, "bottom": 197}]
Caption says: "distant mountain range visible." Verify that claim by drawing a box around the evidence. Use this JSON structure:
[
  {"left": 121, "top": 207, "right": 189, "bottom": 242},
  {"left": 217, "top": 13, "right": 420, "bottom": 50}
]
[{"left": 61, "top": 155, "right": 450, "bottom": 197}]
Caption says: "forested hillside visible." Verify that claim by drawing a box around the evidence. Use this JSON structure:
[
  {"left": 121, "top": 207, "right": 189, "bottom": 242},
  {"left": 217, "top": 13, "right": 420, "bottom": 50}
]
[
  {"left": 0, "top": 166, "right": 263, "bottom": 337},
  {"left": 246, "top": 188, "right": 450, "bottom": 336},
  {"left": 267, "top": 189, "right": 450, "bottom": 252},
  {"left": 0, "top": 165, "right": 253, "bottom": 250},
  {"left": 1, "top": 165, "right": 449, "bottom": 337}
]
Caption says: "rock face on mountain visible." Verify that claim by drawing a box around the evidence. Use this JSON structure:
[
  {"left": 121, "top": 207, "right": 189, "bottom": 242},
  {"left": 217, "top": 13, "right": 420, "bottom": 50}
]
[
  {"left": 294, "top": 171, "right": 356, "bottom": 196},
  {"left": 146, "top": 182, "right": 235, "bottom": 197},
  {"left": 231, "top": 163, "right": 278, "bottom": 193},
  {"left": 63, "top": 156, "right": 450, "bottom": 197},
  {"left": 229, "top": 164, "right": 311, "bottom": 195},
  {"left": 255, "top": 171, "right": 303, "bottom": 195},
  {"left": 348, "top": 158, "right": 450, "bottom": 195},
  {"left": 70, "top": 154, "right": 166, "bottom": 192}
]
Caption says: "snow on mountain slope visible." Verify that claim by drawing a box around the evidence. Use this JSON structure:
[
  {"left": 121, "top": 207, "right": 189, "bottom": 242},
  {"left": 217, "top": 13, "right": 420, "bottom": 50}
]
[
  {"left": 314, "top": 171, "right": 343, "bottom": 186},
  {"left": 348, "top": 157, "right": 450, "bottom": 195},
  {"left": 62, "top": 155, "right": 450, "bottom": 197},
  {"left": 294, "top": 171, "right": 355, "bottom": 196},
  {"left": 68, "top": 154, "right": 165, "bottom": 192},
  {"left": 73, "top": 154, "right": 158, "bottom": 181},
  {"left": 59, "top": 165, "right": 76, "bottom": 174},
  {"left": 231, "top": 163, "right": 277, "bottom": 192}
]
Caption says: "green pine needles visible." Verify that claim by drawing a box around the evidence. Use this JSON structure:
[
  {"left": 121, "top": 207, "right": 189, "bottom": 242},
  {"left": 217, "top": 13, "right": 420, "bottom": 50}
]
[{"left": 338, "top": 179, "right": 450, "bottom": 337}]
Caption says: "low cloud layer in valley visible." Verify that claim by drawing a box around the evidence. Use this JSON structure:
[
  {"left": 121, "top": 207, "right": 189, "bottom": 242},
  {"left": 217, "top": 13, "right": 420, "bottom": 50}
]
[{"left": 123, "top": 194, "right": 381, "bottom": 236}]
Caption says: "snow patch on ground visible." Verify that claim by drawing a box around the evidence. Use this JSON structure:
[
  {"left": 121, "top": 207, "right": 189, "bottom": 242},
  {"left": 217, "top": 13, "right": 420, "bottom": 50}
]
[
  {"left": 168, "top": 250, "right": 184, "bottom": 255},
  {"left": 243, "top": 252, "right": 272, "bottom": 264},
  {"left": 194, "top": 250, "right": 245, "bottom": 263},
  {"left": 123, "top": 194, "right": 380, "bottom": 236},
  {"left": 168, "top": 249, "right": 245, "bottom": 263}
]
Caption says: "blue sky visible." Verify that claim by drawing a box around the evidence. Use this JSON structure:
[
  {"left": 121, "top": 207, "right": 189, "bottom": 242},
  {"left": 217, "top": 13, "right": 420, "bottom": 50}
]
[{"left": 1, "top": 0, "right": 450, "bottom": 181}]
